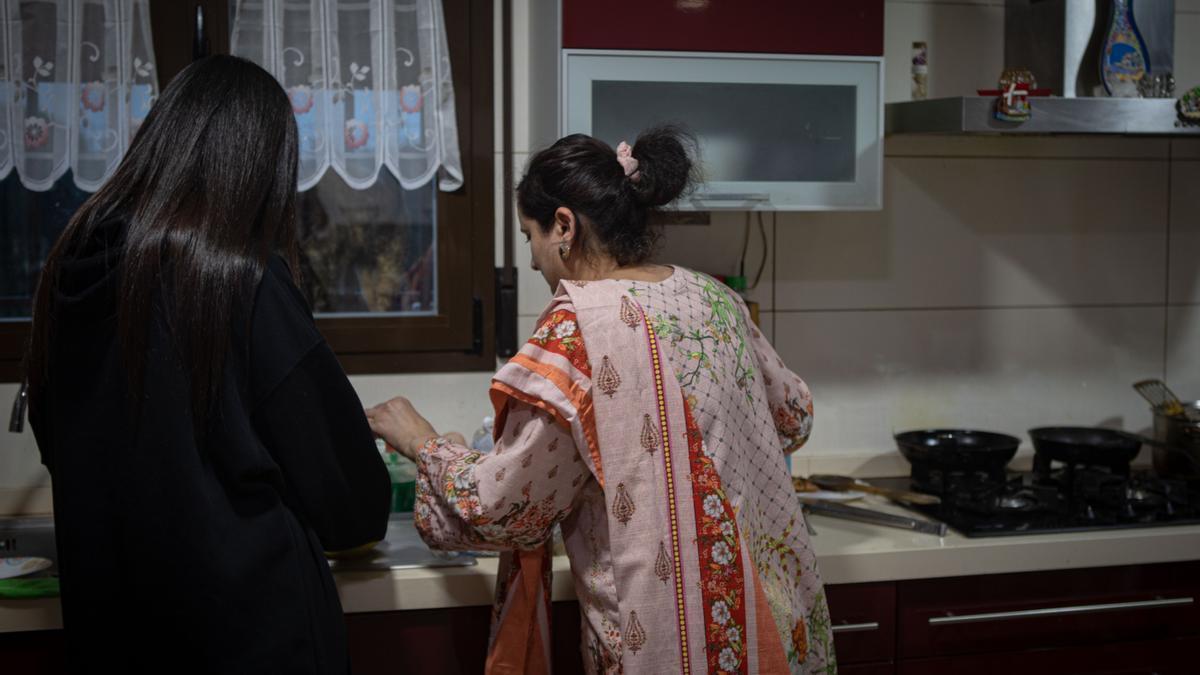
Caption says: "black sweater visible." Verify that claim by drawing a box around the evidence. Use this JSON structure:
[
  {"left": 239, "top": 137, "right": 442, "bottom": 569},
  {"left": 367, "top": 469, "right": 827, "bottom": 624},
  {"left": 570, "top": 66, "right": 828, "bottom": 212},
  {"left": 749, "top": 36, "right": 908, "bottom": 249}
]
[{"left": 29, "top": 218, "right": 390, "bottom": 674}]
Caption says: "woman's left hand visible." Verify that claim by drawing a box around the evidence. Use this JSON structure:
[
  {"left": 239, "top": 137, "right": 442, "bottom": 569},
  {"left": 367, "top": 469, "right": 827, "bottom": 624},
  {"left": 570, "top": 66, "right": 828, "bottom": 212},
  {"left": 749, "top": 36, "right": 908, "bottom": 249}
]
[{"left": 365, "top": 397, "right": 439, "bottom": 460}]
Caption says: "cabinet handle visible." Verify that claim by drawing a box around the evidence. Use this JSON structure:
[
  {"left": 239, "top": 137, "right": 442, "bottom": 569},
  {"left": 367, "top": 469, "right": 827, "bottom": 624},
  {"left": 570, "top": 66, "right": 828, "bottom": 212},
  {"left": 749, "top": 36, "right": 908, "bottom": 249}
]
[
  {"left": 831, "top": 621, "right": 880, "bottom": 634},
  {"left": 928, "top": 597, "right": 1194, "bottom": 626},
  {"left": 692, "top": 192, "right": 771, "bottom": 202}
]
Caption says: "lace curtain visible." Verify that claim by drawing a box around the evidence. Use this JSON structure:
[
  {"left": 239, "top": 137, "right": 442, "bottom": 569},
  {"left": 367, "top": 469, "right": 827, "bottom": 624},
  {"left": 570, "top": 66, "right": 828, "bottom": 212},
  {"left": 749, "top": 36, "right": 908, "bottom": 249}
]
[
  {"left": 230, "top": 0, "right": 462, "bottom": 193},
  {"left": 0, "top": 0, "right": 157, "bottom": 192}
]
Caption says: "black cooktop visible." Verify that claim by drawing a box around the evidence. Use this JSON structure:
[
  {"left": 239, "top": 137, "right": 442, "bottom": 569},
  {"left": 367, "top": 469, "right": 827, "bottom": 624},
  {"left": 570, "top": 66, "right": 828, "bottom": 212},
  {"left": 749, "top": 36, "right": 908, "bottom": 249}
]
[{"left": 872, "top": 468, "right": 1200, "bottom": 538}]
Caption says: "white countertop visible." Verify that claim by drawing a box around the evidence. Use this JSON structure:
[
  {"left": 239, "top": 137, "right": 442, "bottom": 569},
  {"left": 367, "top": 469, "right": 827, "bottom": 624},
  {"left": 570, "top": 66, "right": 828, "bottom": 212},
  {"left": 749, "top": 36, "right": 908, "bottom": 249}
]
[{"left": 4, "top": 497, "right": 1200, "bottom": 633}]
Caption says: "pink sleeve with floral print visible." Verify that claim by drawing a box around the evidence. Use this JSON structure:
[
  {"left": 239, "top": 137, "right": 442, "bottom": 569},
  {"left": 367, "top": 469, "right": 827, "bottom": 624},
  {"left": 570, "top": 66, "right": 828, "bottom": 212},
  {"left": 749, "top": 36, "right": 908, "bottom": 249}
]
[
  {"left": 742, "top": 309, "right": 814, "bottom": 455},
  {"left": 413, "top": 400, "right": 591, "bottom": 552}
]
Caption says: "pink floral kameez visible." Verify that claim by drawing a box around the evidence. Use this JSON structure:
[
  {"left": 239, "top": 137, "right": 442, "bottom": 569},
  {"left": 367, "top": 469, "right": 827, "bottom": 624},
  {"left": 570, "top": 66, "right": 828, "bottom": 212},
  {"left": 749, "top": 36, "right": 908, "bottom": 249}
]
[{"left": 414, "top": 268, "right": 833, "bottom": 674}]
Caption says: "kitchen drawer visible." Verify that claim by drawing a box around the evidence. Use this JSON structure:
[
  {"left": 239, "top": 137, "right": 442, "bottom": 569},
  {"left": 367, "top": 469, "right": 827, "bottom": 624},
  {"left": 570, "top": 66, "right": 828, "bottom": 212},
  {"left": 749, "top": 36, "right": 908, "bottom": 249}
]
[
  {"left": 826, "top": 581, "right": 895, "bottom": 665},
  {"left": 897, "top": 635, "right": 1200, "bottom": 675},
  {"left": 896, "top": 562, "right": 1200, "bottom": 659}
]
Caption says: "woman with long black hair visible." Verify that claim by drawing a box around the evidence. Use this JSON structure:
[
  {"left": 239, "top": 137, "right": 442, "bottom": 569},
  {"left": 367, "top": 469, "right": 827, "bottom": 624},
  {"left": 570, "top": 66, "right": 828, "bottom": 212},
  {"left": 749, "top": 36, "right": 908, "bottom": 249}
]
[{"left": 24, "top": 55, "right": 389, "bottom": 673}]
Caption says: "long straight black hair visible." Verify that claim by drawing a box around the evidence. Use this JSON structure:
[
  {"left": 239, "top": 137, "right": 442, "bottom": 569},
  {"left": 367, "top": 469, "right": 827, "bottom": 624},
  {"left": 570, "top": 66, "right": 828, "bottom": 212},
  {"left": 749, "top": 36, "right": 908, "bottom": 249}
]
[{"left": 26, "top": 54, "right": 300, "bottom": 435}]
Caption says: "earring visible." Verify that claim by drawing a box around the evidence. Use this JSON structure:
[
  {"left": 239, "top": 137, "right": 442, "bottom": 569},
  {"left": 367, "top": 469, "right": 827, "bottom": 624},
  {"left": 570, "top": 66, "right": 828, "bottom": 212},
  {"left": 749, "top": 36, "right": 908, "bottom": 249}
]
[{"left": 559, "top": 242, "right": 570, "bottom": 260}]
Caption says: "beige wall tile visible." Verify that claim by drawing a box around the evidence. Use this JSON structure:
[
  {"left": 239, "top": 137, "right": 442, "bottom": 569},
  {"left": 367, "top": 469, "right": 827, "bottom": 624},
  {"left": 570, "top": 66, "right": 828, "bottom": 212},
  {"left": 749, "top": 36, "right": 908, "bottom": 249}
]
[
  {"left": 884, "top": 1, "right": 1004, "bottom": 102},
  {"left": 773, "top": 306, "right": 1164, "bottom": 455},
  {"left": 1173, "top": 139, "right": 1200, "bottom": 161},
  {"left": 774, "top": 156, "right": 1168, "bottom": 311},
  {"left": 1170, "top": 158, "right": 1200, "bottom": 305},
  {"left": 1166, "top": 306, "right": 1200, "bottom": 401},
  {"left": 526, "top": 0, "right": 562, "bottom": 152},
  {"left": 1177, "top": 12, "right": 1200, "bottom": 93}
]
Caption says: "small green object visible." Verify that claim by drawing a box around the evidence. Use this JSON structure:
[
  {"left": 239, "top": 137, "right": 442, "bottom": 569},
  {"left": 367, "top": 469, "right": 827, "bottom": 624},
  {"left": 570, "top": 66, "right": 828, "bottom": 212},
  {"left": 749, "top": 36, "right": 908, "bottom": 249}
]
[
  {"left": 725, "top": 275, "right": 747, "bottom": 292},
  {"left": 387, "top": 454, "right": 417, "bottom": 513},
  {"left": 392, "top": 480, "right": 416, "bottom": 513},
  {"left": 0, "top": 577, "right": 60, "bottom": 599}
]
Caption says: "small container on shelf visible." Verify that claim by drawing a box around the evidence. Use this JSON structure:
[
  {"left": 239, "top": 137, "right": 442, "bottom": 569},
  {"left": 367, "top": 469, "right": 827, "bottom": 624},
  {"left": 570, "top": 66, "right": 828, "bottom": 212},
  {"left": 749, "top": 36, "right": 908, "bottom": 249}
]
[{"left": 994, "top": 68, "right": 1038, "bottom": 122}]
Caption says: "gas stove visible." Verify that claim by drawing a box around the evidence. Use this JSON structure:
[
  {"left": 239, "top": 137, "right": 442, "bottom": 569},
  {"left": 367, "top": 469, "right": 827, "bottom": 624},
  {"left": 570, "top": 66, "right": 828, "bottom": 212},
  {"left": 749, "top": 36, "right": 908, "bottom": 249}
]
[{"left": 874, "top": 462, "right": 1200, "bottom": 537}]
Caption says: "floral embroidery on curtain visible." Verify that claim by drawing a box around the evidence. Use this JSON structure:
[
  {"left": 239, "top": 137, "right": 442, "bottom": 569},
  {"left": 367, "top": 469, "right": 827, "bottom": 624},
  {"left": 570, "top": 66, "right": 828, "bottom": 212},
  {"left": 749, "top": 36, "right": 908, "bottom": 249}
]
[
  {"left": 0, "top": 0, "right": 158, "bottom": 192},
  {"left": 229, "top": 0, "right": 462, "bottom": 193}
]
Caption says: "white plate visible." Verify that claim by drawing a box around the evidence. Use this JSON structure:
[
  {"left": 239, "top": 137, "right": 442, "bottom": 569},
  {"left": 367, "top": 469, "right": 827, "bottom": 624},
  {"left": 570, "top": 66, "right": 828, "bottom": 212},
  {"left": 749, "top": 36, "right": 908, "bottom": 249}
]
[
  {"left": 0, "top": 557, "right": 52, "bottom": 580},
  {"left": 796, "top": 490, "right": 867, "bottom": 503}
]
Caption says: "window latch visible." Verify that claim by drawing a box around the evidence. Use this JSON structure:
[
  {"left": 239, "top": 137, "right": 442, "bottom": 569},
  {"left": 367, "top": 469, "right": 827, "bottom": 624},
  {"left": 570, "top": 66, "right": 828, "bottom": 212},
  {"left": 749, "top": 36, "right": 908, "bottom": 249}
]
[{"left": 9, "top": 380, "right": 28, "bottom": 434}]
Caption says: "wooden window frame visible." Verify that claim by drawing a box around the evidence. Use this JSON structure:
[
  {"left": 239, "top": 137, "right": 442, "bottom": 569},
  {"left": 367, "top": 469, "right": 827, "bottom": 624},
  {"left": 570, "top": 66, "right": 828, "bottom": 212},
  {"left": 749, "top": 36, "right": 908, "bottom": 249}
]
[{"left": 0, "top": 0, "right": 495, "bottom": 382}]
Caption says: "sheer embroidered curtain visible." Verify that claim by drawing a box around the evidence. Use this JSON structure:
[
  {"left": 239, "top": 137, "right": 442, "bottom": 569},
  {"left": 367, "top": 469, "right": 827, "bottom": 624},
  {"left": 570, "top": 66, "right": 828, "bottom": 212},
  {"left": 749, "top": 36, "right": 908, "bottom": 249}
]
[
  {"left": 230, "top": 0, "right": 462, "bottom": 193},
  {"left": 0, "top": 0, "right": 157, "bottom": 192}
]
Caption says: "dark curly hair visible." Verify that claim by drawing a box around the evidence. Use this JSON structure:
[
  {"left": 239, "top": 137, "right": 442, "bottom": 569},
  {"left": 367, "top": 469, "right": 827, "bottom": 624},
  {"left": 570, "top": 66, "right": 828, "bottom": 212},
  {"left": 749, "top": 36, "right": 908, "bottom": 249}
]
[{"left": 516, "top": 125, "right": 698, "bottom": 267}]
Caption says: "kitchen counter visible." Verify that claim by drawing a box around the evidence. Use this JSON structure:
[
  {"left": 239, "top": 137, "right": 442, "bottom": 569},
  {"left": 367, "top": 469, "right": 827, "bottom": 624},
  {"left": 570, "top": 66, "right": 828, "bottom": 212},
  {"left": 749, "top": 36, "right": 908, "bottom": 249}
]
[{"left": 4, "top": 498, "right": 1200, "bottom": 633}]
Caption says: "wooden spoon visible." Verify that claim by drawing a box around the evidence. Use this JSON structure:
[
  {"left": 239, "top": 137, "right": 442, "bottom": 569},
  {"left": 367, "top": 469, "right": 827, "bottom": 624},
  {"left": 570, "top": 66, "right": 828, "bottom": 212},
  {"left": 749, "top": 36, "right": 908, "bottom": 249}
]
[{"left": 808, "top": 474, "right": 941, "bottom": 506}]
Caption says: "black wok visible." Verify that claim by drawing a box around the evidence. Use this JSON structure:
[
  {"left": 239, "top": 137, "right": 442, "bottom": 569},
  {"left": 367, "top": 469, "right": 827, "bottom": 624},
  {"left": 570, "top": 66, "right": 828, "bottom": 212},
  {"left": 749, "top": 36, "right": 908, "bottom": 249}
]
[
  {"left": 894, "top": 429, "right": 1021, "bottom": 470},
  {"left": 1028, "top": 427, "right": 1142, "bottom": 466}
]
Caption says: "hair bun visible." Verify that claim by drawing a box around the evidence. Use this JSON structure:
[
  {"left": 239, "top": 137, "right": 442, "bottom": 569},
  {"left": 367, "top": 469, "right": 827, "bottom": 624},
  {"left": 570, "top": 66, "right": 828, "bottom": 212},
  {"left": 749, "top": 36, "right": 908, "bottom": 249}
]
[{"left": 629, "top": 125, "right": 697, "bottom": 208}]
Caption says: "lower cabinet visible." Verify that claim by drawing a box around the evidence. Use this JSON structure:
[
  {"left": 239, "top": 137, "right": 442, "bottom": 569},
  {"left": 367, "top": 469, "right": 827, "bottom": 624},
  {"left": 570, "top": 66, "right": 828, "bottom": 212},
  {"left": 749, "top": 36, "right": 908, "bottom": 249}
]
[
  {"left": 347, "top": 601, "right": 586, "bottom": 675},
  {"left": 4, "top": 561, "right": 1197, "bottom": 673},
  {"left": 827, "top": 560, "right": 1200, "bottom": 675}
]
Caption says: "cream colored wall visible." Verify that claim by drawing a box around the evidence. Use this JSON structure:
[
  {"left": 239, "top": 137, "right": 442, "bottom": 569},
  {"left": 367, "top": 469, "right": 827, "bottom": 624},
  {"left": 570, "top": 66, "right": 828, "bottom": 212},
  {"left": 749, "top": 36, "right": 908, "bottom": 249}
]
[{"left": 2, "top": 0, "right": 1198, "bottom": 515}]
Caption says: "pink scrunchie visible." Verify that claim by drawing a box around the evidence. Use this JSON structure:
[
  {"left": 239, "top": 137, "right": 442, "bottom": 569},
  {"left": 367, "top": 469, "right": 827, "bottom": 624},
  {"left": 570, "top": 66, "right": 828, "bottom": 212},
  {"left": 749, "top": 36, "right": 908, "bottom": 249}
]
[{"left": 616, "top": 141, "right": 641, "bottom": 183}]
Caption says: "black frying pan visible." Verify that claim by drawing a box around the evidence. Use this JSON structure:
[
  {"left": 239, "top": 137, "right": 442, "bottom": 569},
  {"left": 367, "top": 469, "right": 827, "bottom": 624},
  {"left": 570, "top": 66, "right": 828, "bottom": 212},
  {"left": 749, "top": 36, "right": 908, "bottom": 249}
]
[
  {"left": 894, "top": 429, "right": 1021, "bottom": 470},
  {"left": 1028, "top": 427, "right": 1143, "bottom": 466}
]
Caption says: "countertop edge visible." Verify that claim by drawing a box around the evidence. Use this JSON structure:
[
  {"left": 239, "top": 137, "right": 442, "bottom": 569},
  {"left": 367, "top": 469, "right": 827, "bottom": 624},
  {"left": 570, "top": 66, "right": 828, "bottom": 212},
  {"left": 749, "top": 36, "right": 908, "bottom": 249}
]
[{"left": 5, "top": 524, "right": 1199, "bottom": 634}]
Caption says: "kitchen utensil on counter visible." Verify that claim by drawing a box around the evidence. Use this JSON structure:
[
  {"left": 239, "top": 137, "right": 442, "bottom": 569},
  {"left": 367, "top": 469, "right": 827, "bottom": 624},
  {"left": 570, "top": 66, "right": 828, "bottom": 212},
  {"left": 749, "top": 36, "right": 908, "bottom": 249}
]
[
  {"left": 792, "top": 476, "right": 865, "bottom": 502},
  {"left": 809, "top": 474, "right": 941, "bottom": 506},
  {"left": 795, "top": 490, "right": 867, "bottom": 503},
  {"left": 799, "top": 499, "right": 948, "bottom": 537},
  {"left": 1153, "top": 400, "right": 1200, "bottom": 480},
  {"left": 0, "top": 557, "right": 52, "bottom": 580},
  {"left": 1133, "top": 379, "right": 1198, "bottom": 420},
  {"left": 894, "top": 429, "right": 1021, "bottom": 471}
]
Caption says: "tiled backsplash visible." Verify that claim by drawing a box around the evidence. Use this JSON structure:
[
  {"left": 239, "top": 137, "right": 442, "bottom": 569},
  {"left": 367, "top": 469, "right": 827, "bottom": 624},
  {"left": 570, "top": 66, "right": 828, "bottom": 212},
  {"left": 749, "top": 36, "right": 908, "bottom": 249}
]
[{"left": 656, "top": 137, "right": 1197, "bottom": 476}]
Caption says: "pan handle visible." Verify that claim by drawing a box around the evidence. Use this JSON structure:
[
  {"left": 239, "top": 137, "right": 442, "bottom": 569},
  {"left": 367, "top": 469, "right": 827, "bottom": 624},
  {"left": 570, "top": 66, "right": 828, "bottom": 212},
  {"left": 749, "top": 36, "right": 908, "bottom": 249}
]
[{"left": 1113, "top": 430, "right": 1200, "bottom": 471}]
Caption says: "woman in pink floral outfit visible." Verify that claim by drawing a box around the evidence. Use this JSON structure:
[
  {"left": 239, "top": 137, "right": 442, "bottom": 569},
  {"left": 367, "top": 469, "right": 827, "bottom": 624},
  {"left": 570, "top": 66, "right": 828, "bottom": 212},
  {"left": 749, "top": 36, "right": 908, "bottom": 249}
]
[{"left": 367, "top": 127, "right": 834, "bottom": 674}]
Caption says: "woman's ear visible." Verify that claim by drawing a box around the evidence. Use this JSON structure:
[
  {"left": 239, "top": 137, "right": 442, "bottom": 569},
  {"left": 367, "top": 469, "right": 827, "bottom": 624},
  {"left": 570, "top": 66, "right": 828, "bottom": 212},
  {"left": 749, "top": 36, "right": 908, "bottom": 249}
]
[{"left": 553, "top": 207, "right": 576, "bottom": 242}]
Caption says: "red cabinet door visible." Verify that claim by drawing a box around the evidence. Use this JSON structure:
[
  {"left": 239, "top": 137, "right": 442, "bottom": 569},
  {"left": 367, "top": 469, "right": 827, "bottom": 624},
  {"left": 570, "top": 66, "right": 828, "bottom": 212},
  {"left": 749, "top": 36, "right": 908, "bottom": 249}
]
[
  {"left": 897, "top": 636, "right": 1200, "bottom": 675},
  {"left": 826, "top": 581, "right": 896, "bottom": 665},
  {"left": 896, "top": 562, "right": 1200, "bottom": 660},
  {"left": 561, "top": 0, "right": 884, "bottom": 56}
]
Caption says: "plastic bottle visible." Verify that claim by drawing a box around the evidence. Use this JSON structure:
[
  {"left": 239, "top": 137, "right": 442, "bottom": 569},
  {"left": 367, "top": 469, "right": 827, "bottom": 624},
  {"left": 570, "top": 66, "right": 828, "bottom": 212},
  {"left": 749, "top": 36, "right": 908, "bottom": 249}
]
[{"left": 471, "top": 416, "right": 495, "bottom": 453}]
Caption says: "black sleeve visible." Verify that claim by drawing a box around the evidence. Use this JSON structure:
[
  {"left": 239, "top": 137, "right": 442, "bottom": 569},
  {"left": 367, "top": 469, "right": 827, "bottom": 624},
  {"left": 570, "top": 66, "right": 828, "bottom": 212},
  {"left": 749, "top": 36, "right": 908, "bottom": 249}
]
[
  {"left": 253, "top": 341, "right": 391, "bottom": 551},
  {"left": 246, "top": 255, "right": 390, "bottom": 551}
]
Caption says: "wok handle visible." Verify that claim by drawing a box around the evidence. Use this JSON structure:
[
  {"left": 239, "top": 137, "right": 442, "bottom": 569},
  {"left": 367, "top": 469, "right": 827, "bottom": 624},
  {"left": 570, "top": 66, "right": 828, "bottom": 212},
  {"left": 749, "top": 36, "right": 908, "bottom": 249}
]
[{"left": 800, "top": 500, "right": 948, "bottom": 537}]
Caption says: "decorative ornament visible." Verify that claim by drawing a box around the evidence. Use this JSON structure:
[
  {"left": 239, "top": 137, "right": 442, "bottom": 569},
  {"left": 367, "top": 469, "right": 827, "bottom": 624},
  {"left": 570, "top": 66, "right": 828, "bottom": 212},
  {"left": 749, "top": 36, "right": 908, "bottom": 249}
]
[
  {"left": 619, "top": 295, "right": 640, "bottom": 329},
  {"left": 613, "top": 482, "right": 636, "bottom": 524},
  {"left": 597, "top": 356, "right": 621, "bottom": 398}
]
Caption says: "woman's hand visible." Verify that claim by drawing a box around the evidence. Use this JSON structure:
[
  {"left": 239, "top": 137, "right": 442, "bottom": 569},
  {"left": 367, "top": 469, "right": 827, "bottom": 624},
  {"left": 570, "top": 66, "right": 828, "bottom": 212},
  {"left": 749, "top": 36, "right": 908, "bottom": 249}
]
[{"left": 365, "top": 397, "right": 439, "bottom": 460}]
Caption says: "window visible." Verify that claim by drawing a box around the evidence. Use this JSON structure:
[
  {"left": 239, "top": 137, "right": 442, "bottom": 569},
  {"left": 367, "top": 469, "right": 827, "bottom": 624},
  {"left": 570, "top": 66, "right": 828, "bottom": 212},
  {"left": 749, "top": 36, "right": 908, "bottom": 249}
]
[{"left": 0, "top": 0, "right": 494, "bottom": 381}]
